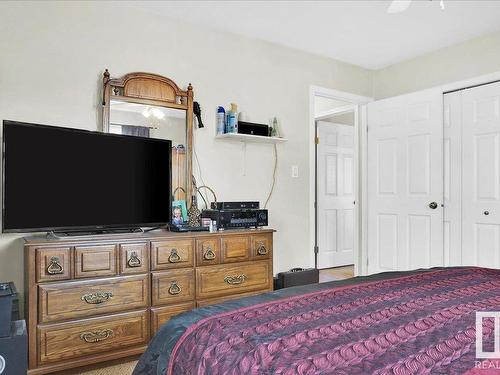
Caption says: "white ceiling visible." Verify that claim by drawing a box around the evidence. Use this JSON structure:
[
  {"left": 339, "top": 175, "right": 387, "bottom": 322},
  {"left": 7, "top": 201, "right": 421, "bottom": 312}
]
[{"left": 134, "top": 0, "right": 500, "bottom": 69}]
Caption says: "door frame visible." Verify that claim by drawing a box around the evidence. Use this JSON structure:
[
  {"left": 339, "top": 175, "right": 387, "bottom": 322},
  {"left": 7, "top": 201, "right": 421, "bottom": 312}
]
[{"left": 309, "top": 86, "right": 373, "bottom": 276}]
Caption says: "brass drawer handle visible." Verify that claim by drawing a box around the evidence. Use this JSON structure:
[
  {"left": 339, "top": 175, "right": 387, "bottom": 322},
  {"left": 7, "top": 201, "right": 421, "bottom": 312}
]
[
  {"left": 80, "top": 329, "right": 114, "bottom": 343},
  {"left": 168, "top": 249, "right": 181, "bottom": 263},
  {"left": 46, "top": 256, "right": 64, "bottom": 275},
  {"left": 257, "top": 244, "right": 268, "bottom": 256},
  {"left": 203, "top": 246, "right": 216, "bottom": 260},
  {"left": 168, "top": 281, "right": 182, "bottom": 295},
  {"left": 127, "top": 251, "right": 142, "bottom": 268},
  {"left": 81, "top": 291, "right": 113, "bottom": 304},
  {"left": 224, "top": 274, "right": 247, "bottom": 285}
]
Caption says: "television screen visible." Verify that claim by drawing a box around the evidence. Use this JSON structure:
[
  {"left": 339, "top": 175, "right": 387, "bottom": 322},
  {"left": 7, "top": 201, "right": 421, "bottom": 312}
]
[{"left": 2, "top": 121, "right": 172, "bottom": 233}]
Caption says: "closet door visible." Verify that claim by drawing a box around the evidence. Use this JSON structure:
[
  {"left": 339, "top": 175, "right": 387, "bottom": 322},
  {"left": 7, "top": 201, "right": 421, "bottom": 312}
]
[
  {"left": 462, "top": 82, "right": 500, "bottom": 268},
  {"left": 367, "top": 89, "right": 444, "bottom": 274}
]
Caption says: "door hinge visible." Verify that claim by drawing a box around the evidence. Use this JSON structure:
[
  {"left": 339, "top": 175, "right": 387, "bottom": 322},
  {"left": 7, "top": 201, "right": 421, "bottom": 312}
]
[
  {"left": 314, "top": 246, "right": 319, "bottom": 254},
  {"left": 315, "top": 136, "right": 319, "bottom": 144}
]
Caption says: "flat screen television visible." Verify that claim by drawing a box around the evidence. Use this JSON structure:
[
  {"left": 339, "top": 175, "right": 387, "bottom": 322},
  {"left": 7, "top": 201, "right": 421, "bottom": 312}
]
[{"left": 2, "top": 120, "right": 172, "bottom": 233}]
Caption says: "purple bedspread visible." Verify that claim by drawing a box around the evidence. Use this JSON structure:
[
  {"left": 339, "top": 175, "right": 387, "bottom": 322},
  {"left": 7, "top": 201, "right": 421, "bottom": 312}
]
[{"left": 167, "top": 267, "right": 500, "bottom": 375}]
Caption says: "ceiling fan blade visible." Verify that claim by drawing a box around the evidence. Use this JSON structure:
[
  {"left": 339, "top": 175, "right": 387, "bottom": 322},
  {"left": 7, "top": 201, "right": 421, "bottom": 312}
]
[{"left": 387, "top": 0, "right": 412, "bottom": 14}]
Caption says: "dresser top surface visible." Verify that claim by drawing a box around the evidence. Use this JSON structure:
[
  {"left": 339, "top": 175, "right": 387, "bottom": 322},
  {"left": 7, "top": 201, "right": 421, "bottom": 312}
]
[{"left": 24, "top": 228, "right": 275, "bottom": 246}]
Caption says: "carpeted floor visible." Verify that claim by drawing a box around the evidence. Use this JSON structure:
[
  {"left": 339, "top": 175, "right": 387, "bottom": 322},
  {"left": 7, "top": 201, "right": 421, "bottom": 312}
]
[{"left": 56, "top": 360, "right": 138, "bottom": 375}]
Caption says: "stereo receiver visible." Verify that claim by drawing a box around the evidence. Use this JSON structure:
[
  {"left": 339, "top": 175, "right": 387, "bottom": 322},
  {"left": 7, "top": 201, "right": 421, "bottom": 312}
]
[{"left": 201, "top": 209, "right": 268, "bottom": 229}]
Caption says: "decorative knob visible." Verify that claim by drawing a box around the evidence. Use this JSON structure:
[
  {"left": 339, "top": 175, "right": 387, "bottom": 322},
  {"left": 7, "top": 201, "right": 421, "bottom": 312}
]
[
  {"left": 484, "top": 211, "right": 490, "bottom": 216},
  {"left": 168, "top": 249, "right": 181, "bottom": 263},
  {"left": 81, "top": 291, "right": 113, "bottom": 304},
  {"left": 80, "top": 329, "right": 113, "bottom": 343},
  {"left": 224, "top": 274, "right": 247, "bottom": 285},
  {"left": 127, "top": 252, "right": 141, "bottom": 268},
  {"left": 46, "top": 256, "right": 64, "bottom": 275},
  {"left": 257, "top": 244, "right": 268, "bottom": 256},
  {"left": 203, "top": 246, "right": 216, "bottom": 260},
  {"left": 429, "top": 202, "right": 438, "bottom": 210},
  {"left": 168, "top": 281, "right": 182, "bottom": 295}
]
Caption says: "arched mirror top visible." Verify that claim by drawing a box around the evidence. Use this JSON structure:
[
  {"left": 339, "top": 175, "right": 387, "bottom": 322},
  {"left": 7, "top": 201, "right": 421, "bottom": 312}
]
[{"left": 101, "top": 69, "right": 194, "bottom": 204}]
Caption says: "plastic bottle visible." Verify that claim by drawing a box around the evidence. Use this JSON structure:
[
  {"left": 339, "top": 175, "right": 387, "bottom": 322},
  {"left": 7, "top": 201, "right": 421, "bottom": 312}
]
[
  {"left": 226, "top": 103, "right": 238, "bottom": 133},
  {"left": 216, "top": 106, "right": 225, "bottom": 135}
]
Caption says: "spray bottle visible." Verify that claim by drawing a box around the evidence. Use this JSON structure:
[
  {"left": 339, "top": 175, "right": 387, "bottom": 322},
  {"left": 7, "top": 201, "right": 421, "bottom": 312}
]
[{"left": 226, "top": 103, "right": 238, "bottom": 133}]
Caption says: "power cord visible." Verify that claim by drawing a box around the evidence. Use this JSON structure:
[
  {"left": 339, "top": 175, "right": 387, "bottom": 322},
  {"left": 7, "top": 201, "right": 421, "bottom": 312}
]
[
  {"left": 264, "top": 144, "right": 278, "bottom": 209},
  {"left": 192, "top": 128, "right": 211, "bottom": 206}
]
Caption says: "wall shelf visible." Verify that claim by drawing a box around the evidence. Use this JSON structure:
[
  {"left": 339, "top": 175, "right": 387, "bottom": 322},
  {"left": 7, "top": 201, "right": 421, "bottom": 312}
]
[{"left": 215, "top": 133, "right": 287, "bottom": 144}]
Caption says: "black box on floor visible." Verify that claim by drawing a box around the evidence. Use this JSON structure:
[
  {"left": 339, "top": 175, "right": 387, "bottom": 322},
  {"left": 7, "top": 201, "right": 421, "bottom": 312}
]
[
  {"left": 273, "top": 276, "right": 283, "bottom": 290},
  {"left": 275, "top": 268, "right": 319, "bottom": 289},
  {"left": 0, "top": 282, "right": 17, "bottom": 338},
  {"left": 0, "top": 320, "right": 28, "bottom": 375}
]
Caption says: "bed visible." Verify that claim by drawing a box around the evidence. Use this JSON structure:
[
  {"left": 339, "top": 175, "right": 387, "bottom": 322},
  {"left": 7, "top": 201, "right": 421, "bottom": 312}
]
[{"left": 133, "top": 267, "right": 500, "bottom": 375}]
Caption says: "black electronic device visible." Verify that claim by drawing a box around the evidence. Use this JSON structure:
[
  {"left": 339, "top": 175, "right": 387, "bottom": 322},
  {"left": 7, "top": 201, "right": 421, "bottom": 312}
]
[
  {"left": 0, "top": 283, "right": 17, "bottom": 338},
  {"left": 2, "top": 121, "right": 172, "bottom": 234},
  {"left": 275, "top": 268, "right": 319, "bottom": 289},
  {"left": 0, "top": 320, "right": 28, "bottom": 375},
  {"left": 237, "top": 121, "right": 269, "bottom": 136},
  {"left": 202, "top": 209, "right": 268, "bottom": 229},
  {"left": 169, "top": 224, "right": 209, "bottom": 232},
  {"left": 210, "top": 201, "right": 260, "bottom": 210}
]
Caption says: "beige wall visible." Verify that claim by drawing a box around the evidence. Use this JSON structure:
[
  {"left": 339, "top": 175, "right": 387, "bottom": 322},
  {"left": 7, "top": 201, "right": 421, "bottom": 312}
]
[
  {"left": 0, "top": 1, "right": 372, "bottom": 310},
  {"left": 372, "top": 29, "right": 500, "bottom": 99},
  {"left": 314, "top": 96, "right": 350, "bottom": 116},
  {"left": 3, "top": 1, "right": 500, "bottom": 312}
]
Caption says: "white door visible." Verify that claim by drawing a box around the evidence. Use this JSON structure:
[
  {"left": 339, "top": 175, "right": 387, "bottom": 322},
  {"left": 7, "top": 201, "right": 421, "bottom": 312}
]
[
  {"left": 461, "top": 82, "right": 500, "bottom": 268},
  {"left": 443, "top": 91, "right": 463, "bottom": 266},
  {"left": 317, "top": 121, "right": 355, "bottom": 268},
  {"left": 367, "top": 89, "right": 444, "bottom": 274}
]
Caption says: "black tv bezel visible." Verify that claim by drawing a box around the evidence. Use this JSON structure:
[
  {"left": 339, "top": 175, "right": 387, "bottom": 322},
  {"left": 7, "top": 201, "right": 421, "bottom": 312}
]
[{"left": 2, "top": 120, "right": 173, "bottom": 234}]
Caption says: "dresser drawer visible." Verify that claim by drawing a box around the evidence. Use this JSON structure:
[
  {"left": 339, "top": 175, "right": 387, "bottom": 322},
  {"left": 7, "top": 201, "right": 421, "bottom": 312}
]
[
  {"left": 196, "top": 261, "right": 271, "bottom": 299},
  {"left": 251, "top": 234, "right": 272, "bottom": 260},
  {"left": 119, "top": 242, "right": 149, "bottom": 275},
  {"left": 195, "top": 237, "right": 220, "bottom": 266},
  {"left": 37, "top": 310, "right": 148, "bottom": 365},
  {"left": 197, "top": 290, "right": 267, "bottom": 308},
  {"left": 38, "top": 275, "right": 149, "bottom": 323},
  {"left": 151, "top": 240, "right": 194, "bottom": 270},
  {"left": 74, "top": 245, "right": 117, "bottom": 278},
  {"left": 36, "top": 247, "right": 72, "bottom": 282},
  {"left": 151, "top": 302, "right": 194, "bottom": 335},
  {"left": 152, "top": 269, "right": 195, "bottom": 306},
  {"left": 221, "top": 236, "right": 251, "bottom": 263}
]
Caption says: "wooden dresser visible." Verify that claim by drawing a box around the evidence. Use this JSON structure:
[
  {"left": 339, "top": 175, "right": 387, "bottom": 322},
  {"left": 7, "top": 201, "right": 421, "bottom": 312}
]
[{"left": 24, "top": 229, "right": 274, "bottom": 374}]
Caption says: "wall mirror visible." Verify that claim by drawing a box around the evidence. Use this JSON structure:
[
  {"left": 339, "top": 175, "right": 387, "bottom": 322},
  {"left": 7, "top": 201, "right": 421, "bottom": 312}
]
[{"left": 101, "top": 70, "right": 193, "bottom": 202}]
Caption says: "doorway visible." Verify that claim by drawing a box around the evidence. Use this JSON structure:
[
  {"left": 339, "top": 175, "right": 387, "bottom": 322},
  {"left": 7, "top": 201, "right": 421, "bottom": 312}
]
[
  {"left": 313, "top": 95, "right": 361, "bottom": 273},
  {"left": 309, "top": 87, "right": 372, "bottom": 276}
]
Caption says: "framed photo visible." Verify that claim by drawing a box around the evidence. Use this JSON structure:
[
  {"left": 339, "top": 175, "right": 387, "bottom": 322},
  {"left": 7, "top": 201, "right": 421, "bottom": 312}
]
[{"left": 172, "top": 200, "right": 188, "bottom": 225}]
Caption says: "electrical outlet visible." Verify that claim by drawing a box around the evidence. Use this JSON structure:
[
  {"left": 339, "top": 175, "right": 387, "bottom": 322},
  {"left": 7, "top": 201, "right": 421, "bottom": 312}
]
[{"left": 291, "top": 165, "right": 299, "bottom": 178}]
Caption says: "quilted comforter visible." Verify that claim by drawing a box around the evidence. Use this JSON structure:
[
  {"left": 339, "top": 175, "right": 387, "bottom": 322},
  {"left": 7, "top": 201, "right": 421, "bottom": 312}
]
[{"left": 134, "top": 267, "right": 500, "bottom": 375}]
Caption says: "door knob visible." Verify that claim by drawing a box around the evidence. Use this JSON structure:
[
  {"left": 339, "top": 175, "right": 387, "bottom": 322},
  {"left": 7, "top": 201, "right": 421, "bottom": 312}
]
[{"left": 429, "top": 202, "right": 438, "bottom": 210}]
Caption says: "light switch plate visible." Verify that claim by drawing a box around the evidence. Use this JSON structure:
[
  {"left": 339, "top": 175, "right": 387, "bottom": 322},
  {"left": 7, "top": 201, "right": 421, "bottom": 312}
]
[{"left": 291, "top": 165, "right": 299, "bottom": 178}]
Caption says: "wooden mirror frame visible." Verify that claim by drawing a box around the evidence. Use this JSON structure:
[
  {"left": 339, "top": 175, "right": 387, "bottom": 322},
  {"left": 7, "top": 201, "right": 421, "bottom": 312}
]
[{"left": 101, "top": 69, "right": 194, "bottom": 201}]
